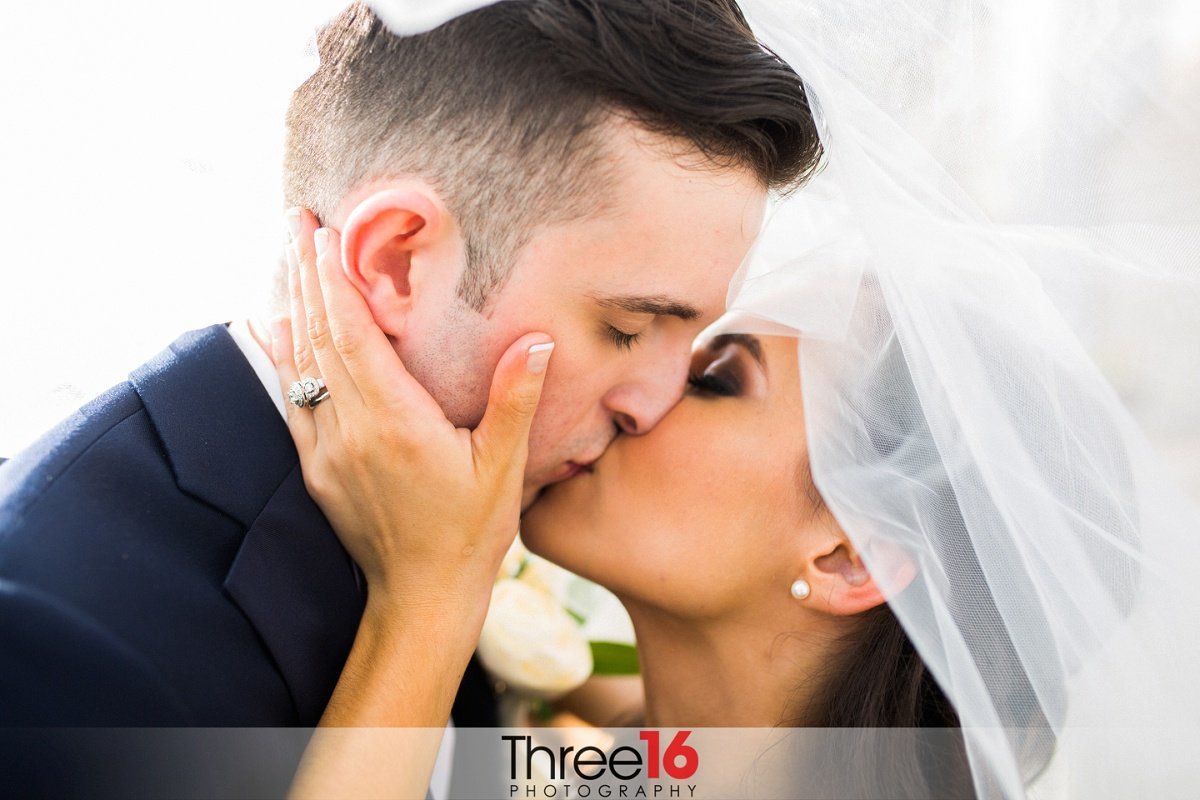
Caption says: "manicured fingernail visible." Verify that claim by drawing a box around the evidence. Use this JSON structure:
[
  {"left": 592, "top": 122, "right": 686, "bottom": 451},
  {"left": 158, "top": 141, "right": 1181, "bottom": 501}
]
[
  {"left": 314, "top": 228, "right": 329, "bottom": 257},
  {"left": 285, "top": 208, "right": 301, "bottom": 242},
  {"left": 526, "top": 342, "right": 555, "bottom": 374}
]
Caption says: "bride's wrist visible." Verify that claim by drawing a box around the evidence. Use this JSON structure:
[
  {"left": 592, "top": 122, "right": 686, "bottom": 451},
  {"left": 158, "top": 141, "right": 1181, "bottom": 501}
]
[
  {"left": 320, "top": 588, "right": 489, "bottom": 729},
  {"left": 361, "top": 577, "right": 492, "bottom": 643},
  {"left": 363, "top": 553, "right": 501, "bottom": 615}
]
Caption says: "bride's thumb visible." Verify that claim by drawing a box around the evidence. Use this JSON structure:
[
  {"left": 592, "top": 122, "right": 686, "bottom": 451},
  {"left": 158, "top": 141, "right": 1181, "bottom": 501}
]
[{"left": 473, "top": 333, "right": 555, "bottom": 470}]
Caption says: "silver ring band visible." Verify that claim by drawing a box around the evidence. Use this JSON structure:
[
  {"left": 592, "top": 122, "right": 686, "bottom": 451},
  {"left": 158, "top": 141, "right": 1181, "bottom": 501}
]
[{"left": 288, "top": 377, "right": 328, "bottom": 409}]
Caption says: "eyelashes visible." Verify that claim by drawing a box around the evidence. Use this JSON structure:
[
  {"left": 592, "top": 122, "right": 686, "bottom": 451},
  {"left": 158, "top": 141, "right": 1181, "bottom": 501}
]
[
  {"left": 603, "top": 323, "right": 747, "bottom": 399},
  {"left": 607, "top": 325, "right": 643, "bottom": 351},
  {"left": 687, "top": 343, "right": 749, "bottom": 398},
  {"left": 686, "top": 369, "right": 740, "bottom": 397}
]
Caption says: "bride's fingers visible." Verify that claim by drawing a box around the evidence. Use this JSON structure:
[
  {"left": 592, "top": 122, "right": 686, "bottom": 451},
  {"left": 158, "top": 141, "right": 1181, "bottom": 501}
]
[
  {"left": 286, "top": 229, "right": 341, "bottom": 440},
  {"left": 292, "top": 211, "right": 362, "bottom": 411},
  {"left": 472, "top": 333, "right": 554, "bottom": 478},
  {"left": 269, "top": 316, "right": 317, "bottom": 455},
  {"left": 310, "top": 225, "right": 419, "bottom": 410},
  {"left": 287, "top": 221, "right": 321, "bottom": 386},
  {"left": 298, "top": 221, "right": 464, "bottom": 433},
  {"left": 304, "top": 221, "right": 444, "bottom": 427}
]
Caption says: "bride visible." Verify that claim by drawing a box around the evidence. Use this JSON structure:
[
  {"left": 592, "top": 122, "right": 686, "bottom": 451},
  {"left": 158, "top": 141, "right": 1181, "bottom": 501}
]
[{"left": 273, "top": 0, "right": 1199, "bottom": 798}]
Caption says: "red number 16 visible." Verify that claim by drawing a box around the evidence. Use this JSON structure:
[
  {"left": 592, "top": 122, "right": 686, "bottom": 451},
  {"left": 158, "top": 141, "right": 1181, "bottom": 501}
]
[{"left": 639, "top": 730, "right": 699, "bottom": 780}]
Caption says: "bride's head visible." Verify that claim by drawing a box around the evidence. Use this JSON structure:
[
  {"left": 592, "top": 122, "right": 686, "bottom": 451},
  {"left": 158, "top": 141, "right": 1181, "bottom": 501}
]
[
  {"left": 523, "top": 313, "right": 1073, "bottom": 791},
  {"left": 522, "top": 332, "right": 965, "bottom": 738},
  {"left": 522, "top": 332, "right": 894, "bottom": 626},
  {"left": 521, "top": 329, "right": 972, "bottom": 792}
]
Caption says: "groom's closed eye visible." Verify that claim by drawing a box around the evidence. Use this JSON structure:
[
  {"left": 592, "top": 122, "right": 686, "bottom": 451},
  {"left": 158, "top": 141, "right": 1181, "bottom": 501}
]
[
  {"left": 591, "top": 292, "right": 703, "bottom": 352},
  {"left": 606, "top": 324, "right": 643, "bottom": 351}
]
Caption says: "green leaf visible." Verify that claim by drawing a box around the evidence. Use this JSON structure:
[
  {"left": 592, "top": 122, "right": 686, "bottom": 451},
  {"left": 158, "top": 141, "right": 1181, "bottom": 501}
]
[
  {"left": 529, "top": 698, "right": 555, "bottom": 721},
  {"left": 590, "top": 641, "right": 640, "bottom": 676}
]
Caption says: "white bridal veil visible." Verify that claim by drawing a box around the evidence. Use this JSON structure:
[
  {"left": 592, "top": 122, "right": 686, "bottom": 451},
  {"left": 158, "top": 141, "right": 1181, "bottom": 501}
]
[
  {"left": 368, "top": 1, "right": 1199, "bottom": 797},
  {"left": 717, "top": 0, "right": 1200, "bottom": 797},
  {"left": 311, "top": 0, "right": 1200, "bottom": 796}
]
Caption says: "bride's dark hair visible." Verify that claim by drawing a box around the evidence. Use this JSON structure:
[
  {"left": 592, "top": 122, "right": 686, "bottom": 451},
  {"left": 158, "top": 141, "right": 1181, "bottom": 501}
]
[
  {"left": 791, "top": 468, "right": 976, "bottom": 799},
  {"left": 784, "top": 279, "right": 1141, "bottom": 798},
  {"left": 785, "top": 289, "right": 1046, "bottom": 799}
]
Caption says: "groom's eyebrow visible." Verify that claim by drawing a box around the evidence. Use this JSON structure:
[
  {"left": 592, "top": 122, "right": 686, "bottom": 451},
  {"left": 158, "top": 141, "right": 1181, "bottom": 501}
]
[{"left": 591, "top": 293, "right": 700, "bottom": 321}]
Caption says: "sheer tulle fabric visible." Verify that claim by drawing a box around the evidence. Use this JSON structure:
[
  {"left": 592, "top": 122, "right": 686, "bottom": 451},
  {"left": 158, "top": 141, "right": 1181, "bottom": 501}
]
[
  {"left": 712, "top": 1, "right": 1200, "bottom": 796},
  {"left": 367, "top": 1, "right": 1200, "bottom": 796}
]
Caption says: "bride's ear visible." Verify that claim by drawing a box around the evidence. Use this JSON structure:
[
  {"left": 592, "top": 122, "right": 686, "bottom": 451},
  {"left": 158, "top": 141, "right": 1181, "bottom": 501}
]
[
  {"left": 339, "top": 188, "right": 446, "bottom": 336},
  {"left": 800, "top": 528, "right": 916, "bottom": 617},
  {"left": 805, "top": 540, "right": 886, "bottom": 616}
]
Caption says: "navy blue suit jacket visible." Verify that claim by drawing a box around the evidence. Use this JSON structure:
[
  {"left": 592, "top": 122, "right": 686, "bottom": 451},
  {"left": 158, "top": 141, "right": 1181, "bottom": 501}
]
[{"left": 0, "top": 325, "right": 497, "bottom": 731}]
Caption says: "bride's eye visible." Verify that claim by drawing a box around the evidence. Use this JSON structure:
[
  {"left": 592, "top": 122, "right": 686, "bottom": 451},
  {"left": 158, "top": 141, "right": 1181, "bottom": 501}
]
[
  {"left": 687, "top": 340, "right": 753, "bottom": 398},
  {"left": 686, "top": 367, "right": 741, "bottom": 397}
]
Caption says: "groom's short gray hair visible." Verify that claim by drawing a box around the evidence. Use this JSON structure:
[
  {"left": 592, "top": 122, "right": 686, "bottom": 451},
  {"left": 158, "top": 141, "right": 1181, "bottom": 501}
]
[{"left": 284, "top": 0, "right": 822, "bottom": 310}]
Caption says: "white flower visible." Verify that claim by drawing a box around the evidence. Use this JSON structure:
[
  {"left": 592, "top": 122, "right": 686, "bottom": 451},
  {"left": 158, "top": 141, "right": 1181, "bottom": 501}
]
[
  {"left": 515, "top": 551, "right": 575, "bottom": 598},
  {"left": 520, "top": 552, "right": 637, "bottom": 646},
  {"left": 477, "top": 578, "right": 593, "bottom": 700}
]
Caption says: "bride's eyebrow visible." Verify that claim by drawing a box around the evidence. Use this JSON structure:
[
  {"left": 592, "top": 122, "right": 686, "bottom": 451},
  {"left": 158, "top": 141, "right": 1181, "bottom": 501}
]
[
  {"left": 709, "top": 333, "right": 766, "bottom": 370},
  {"left": 590, "top": 292, "right": 700, "bottom": 321}
]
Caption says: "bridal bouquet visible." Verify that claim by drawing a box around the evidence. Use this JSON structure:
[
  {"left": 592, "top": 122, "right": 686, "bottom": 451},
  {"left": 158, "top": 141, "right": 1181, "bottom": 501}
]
[{"left": 478, "top": 537, "right": 638, "bottom": 704}]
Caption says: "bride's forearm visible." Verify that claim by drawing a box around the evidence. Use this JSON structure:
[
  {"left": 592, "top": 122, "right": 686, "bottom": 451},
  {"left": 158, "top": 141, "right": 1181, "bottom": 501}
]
[
  {"left": 323, "top": 592, "right": 487, "bottom": 726},
  {"left": 289, "top": 592, "right": 489, "bottom": 799}
]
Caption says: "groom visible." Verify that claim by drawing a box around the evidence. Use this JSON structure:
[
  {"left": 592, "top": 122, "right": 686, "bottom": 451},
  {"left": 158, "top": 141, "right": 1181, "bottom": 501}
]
[{"left": 0, "top": 0, "right": 816, "bottom": 756}]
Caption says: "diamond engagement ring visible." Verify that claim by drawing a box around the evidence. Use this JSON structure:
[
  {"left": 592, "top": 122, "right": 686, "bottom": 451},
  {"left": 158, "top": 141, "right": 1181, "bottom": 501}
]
[{"left": 288, "top": 377, "right": 330, "bottom": 409}]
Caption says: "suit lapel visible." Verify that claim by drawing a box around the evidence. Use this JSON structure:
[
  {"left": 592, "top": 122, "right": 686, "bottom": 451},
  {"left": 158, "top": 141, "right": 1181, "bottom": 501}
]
[
  {"left": 129, "top": 324, "right": 296, "bottom": 526},
  {"left": 223, "top": 465, "right": 365, "bottom": 723},
  {"left": 130, "top": 325, "right": 365, "bottom": 724}
]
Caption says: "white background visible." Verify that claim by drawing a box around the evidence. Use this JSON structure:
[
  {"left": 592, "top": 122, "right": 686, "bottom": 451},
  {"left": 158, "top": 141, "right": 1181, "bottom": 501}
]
[
  {"left": 1, "top": 1, "right": 1198, "bottom": 502},
  {"left": 0, "top": 1, "right": 337, "bottom": 452}
]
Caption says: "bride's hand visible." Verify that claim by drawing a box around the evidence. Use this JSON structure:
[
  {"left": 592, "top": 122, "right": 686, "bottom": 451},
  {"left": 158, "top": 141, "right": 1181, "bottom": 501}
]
[
  {"left": 271, "top": 209, "right": 555, "bottom": 627},
  {"left": 276, "top": 209, "right": 554, "bottom": 797}
]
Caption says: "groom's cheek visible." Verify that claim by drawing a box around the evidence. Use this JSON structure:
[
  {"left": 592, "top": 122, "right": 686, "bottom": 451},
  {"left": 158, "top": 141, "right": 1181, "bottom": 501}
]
[{"left": 522, "top": 382, "right": 568, "bottom": 465}]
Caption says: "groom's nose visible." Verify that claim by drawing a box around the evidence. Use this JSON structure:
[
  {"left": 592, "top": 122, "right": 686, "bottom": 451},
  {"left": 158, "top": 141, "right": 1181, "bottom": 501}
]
[{"left": 602, "top": 361, "right": 689, "bottom": 435}]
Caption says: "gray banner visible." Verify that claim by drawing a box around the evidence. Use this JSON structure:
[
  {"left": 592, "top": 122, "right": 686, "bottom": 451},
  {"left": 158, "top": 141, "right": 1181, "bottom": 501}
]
[{"left": 0, "top": 726, "right": 993, "bottom": 799}]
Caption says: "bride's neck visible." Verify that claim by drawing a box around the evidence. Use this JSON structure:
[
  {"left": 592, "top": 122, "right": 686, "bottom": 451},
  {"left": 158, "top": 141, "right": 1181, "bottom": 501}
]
[{"left": 623, "top": 600, "right": 839, "bottom": 728}]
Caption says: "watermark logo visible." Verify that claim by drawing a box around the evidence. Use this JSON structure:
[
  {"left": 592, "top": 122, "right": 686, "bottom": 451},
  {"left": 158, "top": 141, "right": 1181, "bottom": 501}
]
[{"left": 503, "top": 731, "right": 699, "bottom": 798}]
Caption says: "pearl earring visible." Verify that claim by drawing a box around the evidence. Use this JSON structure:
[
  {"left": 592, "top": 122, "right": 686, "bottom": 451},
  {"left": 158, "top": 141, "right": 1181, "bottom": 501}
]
[{"left": 790, "top": 578, "right": 811, "bottom": 600}]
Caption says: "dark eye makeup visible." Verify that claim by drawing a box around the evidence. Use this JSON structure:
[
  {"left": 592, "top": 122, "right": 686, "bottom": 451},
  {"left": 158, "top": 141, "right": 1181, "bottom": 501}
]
[
  {"left": 686, "top": 334, "right": 766, "bottom": 399},
  {"left": 686, "top": 369, "right": 741, "bottom": 396},
  {"left": 687, "top": 348, "right": 745, "bottom": 397}
]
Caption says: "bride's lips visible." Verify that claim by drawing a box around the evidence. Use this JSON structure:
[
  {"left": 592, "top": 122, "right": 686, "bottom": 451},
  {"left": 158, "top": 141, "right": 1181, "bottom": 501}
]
[{"left": 549, "top": 459, "right": 596, "bottom": 484}]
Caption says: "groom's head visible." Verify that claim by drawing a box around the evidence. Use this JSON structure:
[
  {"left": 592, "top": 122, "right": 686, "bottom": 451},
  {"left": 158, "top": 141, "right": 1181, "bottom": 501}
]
[{"left": 284, "top": 0, "right": 822, "bottom": 508}]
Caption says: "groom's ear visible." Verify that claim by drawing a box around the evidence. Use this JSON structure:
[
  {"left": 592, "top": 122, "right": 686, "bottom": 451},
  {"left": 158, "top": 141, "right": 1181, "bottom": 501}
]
[{"left": 339, "top": 188, "right": 447, "bottom": 336}]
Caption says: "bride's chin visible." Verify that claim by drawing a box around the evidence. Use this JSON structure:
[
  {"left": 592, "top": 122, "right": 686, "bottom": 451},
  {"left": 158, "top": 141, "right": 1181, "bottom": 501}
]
[
  {"left": 520, "top": 480, "right": 583, "bottom": 552},
  {"left": 520, "top": 487, "right": 564, "bottom": 536},
  {"left": 528, "top": 467, "right": 589, "bottom": 512}
]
